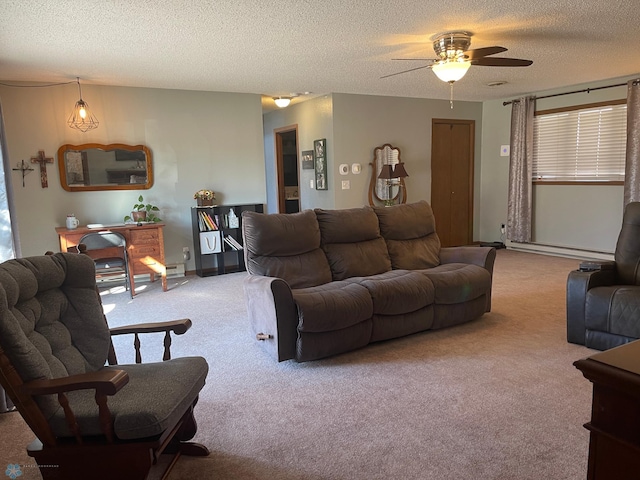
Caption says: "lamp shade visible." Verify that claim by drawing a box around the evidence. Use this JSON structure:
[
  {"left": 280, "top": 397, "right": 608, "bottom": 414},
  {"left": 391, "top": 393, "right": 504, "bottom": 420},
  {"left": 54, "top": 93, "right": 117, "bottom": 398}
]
[
  {"left": 68, "top": 78, "right": 99, "bottom": 132},
  {"left": 68, "top": 99, "right": 99, "bottom": 132},
  {"left": 274, "top": 97, "right": 291, "bottom": 108},
  {"left": 432, "top": 60, "right": 471, "bottom": 83},
  {"left": 378, "top": 164, "right": 394, "bottom": 179},
  {"left": 392, "top": 162, "right": 409, "bottom": 178}
]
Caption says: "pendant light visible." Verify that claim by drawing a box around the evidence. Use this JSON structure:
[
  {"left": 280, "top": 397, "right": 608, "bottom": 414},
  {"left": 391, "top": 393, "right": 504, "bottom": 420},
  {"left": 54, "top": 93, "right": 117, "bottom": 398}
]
[{"left": 67, "top": 77, "right": 99, "bottom": 132}]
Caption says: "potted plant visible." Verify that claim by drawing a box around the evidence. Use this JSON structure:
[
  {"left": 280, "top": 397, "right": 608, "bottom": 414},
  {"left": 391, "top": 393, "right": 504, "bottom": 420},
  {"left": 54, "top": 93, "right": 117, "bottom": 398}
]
[
  {"left": 124, "top": 195, "right": 162, "bottom": 223},
  {"left": 194, "top": 189, "right": 216, "bottom": 206}
]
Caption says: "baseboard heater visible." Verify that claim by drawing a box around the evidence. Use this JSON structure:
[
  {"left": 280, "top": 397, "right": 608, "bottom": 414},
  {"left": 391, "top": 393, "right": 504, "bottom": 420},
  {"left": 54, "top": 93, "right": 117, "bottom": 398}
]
[
  {"left": 165, "top": 263, "right": 186, "bottom": 278},
  {"left": 506, "top": 241, "right": 614, "bottom": 261}
]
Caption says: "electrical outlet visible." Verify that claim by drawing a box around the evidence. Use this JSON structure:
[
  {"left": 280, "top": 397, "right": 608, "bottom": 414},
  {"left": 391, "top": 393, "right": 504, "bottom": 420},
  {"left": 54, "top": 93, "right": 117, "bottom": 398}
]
[
  {"left": 182, "top": 246, "right": 190, "bottom": 261},
  {"left": 500, "top": 224, "right": 506, "bottom": 234}
]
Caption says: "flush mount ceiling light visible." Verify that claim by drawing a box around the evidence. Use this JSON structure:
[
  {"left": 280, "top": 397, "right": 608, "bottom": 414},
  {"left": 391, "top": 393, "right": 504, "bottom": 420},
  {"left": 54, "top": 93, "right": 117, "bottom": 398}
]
[
  {"left": 274, "top": 97, "right": 291, "bottom": 108},
  {"left": 67, "top": 77, "right": 99, "bottom": 132}
]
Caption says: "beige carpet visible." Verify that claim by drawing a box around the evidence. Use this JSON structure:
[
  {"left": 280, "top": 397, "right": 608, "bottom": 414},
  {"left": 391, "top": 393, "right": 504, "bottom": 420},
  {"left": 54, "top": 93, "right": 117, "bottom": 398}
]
[{"left": 0, "top": 249, "right": 596, "bottom": 479}]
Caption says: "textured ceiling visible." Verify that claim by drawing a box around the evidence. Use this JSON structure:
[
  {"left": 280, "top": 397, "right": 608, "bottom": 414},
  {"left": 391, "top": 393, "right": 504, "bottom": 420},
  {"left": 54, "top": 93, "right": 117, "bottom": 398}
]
[{"left": 1, "top": 0, "right": 639, "bottom": 110}]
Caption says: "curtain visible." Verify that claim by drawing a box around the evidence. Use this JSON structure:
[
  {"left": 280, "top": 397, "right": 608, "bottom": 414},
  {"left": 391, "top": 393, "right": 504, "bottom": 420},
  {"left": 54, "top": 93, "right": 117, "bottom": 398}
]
[
  {"left": 0, "top": 102, "right": 17, "bottom": 412},
  {"left": 507, "top": 96, "right": 535, "bottom": 243},
  {"left": 624, "top": 79, "right": 640, "bottom": 206}
]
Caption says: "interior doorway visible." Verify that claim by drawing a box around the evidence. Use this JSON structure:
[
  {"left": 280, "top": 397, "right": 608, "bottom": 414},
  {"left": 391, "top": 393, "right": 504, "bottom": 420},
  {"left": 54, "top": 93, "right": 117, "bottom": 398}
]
[
  {"left": 430, "top": 118, "right": 475, "bottom": 247},
  {"left": 275, "top": 126, "right": 300, "bottom": 213}
]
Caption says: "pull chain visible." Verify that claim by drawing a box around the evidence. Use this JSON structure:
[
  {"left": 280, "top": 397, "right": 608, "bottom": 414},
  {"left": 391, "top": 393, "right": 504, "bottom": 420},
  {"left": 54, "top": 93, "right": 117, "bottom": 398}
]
[{"left": 449, "top": 81, "right": 455, "bottom": 109}]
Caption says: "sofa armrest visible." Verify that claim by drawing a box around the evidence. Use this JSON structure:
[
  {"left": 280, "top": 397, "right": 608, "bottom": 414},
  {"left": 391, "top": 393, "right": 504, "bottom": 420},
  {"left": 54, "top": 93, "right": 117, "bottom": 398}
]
[
  {"left": 439, "top": 246, "right": 496, "bottom": 312},
  {"left": 243, "top": 275, "right": 298, "bottom": 362},
  {"left": 566, "top": 267, "right": 616, "bottom": 345},
  {"left": 439, "top": 246, "right": 496, "bottom": 274}
]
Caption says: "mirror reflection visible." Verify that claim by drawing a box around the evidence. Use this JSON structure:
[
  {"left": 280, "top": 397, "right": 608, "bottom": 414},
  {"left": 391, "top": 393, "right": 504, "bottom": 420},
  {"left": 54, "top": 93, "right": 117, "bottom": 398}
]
[
  {"left": 57, "top": 143, "right": 153, "bottom": 192},
  {"left": 368, "top": 144, "right": 407, "bottom": 206}
]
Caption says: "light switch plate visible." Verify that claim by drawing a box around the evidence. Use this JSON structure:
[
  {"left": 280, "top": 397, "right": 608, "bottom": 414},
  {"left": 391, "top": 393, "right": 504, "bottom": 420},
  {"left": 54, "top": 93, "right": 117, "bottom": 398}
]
[
  {"left": 351, "top": 163, "right": 362, "bottom": 174},
  {"left": 500, "top": 145, "right": 510, "bottom": 157},
  {"left": 310, "top": 179, "right": 314, "bottom": 189},
  {"left": 342, "top": 180, "right": 350, "bottom": 190},
  {"left": 339, "top": 164, "right": 349, "bottom": 175}
]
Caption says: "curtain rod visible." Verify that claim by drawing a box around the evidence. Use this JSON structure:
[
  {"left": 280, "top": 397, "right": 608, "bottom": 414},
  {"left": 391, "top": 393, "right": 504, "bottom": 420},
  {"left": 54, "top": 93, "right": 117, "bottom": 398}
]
[{"left": 502, "top": 79, "right": 640, "bottom": 106}]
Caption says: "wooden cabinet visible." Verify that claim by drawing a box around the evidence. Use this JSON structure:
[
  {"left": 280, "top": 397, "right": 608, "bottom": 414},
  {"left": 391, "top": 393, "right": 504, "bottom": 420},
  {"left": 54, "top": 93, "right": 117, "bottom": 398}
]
[
  {"left": 574, "top": 341, "right": 640, "bottom": 479},
  {"left": 56, "top": 223, "right": 167, "bottom": 296},
  {"left": 191, "top": 204, "right": 263, "bottom": 277}
]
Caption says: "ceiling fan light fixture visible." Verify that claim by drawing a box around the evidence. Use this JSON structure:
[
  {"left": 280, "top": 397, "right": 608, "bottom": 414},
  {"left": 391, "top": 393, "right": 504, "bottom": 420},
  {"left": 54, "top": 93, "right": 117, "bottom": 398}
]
[
  {"left": 432, "top": 60, "right": 471, "bottom": 83},
  {"left": 274, "top": 97, "right": 291, "bottom": 108}
]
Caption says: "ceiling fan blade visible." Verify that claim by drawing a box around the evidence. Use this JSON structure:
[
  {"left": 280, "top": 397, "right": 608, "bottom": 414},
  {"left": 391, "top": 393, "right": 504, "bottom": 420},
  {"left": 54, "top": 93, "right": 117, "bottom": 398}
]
[
  {"left": 463, "top": 46, "right": 508, "bottom": 60},
  {"left": 471, "top": 57, "right": 533, "bottom": 67},
  {"left": 380, "top": 64, "right": 432, "bottom": 79},
  {"left": 392, "top": 58, "right": 436, "bottom": 61}
]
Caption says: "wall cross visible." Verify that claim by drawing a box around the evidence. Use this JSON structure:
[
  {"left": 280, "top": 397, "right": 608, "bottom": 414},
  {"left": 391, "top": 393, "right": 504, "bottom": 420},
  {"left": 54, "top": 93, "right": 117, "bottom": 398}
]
[{"left": 30, "top": 150, "right": 54, "bottom": 188}]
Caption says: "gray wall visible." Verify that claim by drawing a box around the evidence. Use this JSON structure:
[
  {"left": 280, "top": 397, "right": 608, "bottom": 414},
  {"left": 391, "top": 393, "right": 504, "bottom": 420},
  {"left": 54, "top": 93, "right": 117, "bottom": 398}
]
[
  {"left": 0, "top": 83, "right": 266, "bottom": 268},
  {"left": 3, "top": 73, "right": 636, "bottom": 268},
  {"left": 479, "top": 75, "right": 637, "bottom": 254},
  {"left": 264, "top": 92, "right": 484, "bottom": 239},
  {"left": 263, "top": 95, "right": 335, "bottom": 213}
]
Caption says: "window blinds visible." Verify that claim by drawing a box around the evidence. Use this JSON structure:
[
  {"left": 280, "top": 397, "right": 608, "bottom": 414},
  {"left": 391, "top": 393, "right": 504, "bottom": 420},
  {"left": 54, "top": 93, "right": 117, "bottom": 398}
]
[{"left": 532, "top": 103, "right": 627, "bottom": 182}]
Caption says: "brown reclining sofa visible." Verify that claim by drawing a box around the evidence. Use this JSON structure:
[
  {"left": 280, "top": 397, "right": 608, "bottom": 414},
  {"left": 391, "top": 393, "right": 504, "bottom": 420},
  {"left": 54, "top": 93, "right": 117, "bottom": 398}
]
[{"left": 242, "top": 200, "right": 496, "bottom": 362}]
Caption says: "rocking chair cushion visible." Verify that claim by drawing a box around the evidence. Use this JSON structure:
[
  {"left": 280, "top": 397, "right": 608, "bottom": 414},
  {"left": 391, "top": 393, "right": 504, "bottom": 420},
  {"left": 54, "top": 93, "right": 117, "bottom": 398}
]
[
  {"left": 0, "top": 254, "right": 111, "bottom": 417},
  {"left": 48, "top": 356, "right": 209, "bottom": 440}
]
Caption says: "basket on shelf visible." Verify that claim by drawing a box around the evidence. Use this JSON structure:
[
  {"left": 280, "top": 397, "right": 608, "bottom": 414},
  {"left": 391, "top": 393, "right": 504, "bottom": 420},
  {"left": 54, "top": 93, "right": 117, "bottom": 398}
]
[{"left": 194, "top": 189, "right": 216, "bottom": 206}]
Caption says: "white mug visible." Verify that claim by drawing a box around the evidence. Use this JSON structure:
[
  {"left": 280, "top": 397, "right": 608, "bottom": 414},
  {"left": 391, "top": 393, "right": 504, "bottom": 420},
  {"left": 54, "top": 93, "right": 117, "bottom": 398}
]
[{"left": 66, "top": 214, "right": 79, "bottom": 229}]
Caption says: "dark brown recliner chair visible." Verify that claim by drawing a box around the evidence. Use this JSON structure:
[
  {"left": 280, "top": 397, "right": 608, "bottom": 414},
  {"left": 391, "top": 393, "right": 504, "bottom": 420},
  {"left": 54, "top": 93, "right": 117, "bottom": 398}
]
[{"left": 567, "top": 202, "right": 640, "bottom": 350}]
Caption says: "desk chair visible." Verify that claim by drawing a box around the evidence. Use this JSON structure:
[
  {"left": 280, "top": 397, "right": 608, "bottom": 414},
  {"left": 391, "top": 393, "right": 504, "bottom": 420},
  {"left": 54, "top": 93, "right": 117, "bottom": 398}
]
[{"left": 79, "top": 231, "right": 132, "bottom": 298}]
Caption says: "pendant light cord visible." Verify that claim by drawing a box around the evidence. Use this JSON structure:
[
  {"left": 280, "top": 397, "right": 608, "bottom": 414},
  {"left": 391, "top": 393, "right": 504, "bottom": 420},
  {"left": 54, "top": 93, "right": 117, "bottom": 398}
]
[{"left": 0, "top": 80, "right": 76, "bottom": 88}]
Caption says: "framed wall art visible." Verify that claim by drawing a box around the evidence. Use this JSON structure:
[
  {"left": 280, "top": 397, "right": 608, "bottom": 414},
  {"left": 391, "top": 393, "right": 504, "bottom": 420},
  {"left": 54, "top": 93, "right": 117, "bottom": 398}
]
[
  {"left": 301, "top": 150, "right": 314, "bottom": 170},
  {"left": 314, "top": 139, "right": 327, "bottom": 190}
]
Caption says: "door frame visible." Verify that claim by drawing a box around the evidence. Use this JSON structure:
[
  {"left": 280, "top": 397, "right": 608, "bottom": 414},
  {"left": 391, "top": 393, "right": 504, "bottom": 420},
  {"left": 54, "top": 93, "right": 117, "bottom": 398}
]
[
  {"left": 431, "top": 118, "right": 475, "bottom": 246},
  {"left": 274, "top": 125, "right": 299, "bottom": 213}
]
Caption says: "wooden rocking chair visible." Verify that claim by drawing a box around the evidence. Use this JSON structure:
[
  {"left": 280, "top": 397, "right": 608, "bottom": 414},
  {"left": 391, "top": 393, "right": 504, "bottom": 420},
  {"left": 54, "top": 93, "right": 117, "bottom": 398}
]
[{"left": 0, "top": 253, "right": 209, "bottom": 479}]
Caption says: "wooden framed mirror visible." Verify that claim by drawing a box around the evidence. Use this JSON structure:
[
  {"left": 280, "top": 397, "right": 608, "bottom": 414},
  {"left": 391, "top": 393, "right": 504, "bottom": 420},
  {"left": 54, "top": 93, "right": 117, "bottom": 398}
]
[
  {"left": 57, "top": 143, "right": 153, "bottom": 192},
  {"left": 368, "top": 144, "right": 407, "bottom": 206}
]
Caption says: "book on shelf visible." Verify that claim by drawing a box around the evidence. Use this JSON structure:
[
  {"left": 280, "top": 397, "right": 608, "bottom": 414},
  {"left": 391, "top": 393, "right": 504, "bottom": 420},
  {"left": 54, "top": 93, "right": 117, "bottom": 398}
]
[
  {"left": 198, "top": 211, "right": 218, "bottom": 231},
  {"left": 223, "top": 235, "right": 243, "bottom": 251}
]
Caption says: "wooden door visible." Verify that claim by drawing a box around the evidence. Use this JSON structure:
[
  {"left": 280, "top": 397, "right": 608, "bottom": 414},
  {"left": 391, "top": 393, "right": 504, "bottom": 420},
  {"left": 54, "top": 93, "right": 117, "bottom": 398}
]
[
  {"left": 275, "top": 126, "right": 300, "bottom": 214},
  {"left": 430, "top": 119, "right": 474, "bottom": 247}
]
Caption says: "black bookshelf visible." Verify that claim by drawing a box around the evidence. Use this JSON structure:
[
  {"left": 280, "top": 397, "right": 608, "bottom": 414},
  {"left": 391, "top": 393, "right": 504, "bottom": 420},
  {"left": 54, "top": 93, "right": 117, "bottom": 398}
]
[{"left": 190, "top": 203, "right": 263, "bottom": 277}]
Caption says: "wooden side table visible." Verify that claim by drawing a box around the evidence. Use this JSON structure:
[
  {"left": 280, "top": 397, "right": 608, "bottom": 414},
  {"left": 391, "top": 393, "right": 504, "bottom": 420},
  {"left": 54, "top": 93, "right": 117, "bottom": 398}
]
[
  {"left": 574, "top": 340, "right": 640, "bottom": 480},
  {"left": 56, "top": 223, "right": 167, "bottom": 296}
]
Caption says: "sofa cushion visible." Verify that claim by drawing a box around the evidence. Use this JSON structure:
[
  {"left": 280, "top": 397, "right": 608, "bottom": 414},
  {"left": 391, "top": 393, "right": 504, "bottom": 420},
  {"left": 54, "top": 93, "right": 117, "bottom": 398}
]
[
  {"left": 242, "top": 210, "right": 332, "bottom": 288},
  {"left": 374, "top": 201, "right": 441, "bottom": 270},
  {"left": 418, "top": 263, "right": 491, "bottom": 304},
  {"left": 293, "top": 281, "right": 373, "bottom": 333},
  {"left": 347, "top": 270, "right": 434, "bottom": 315},
  {"left": 315, "top": 206, "right": 391, "bottom": 280}
]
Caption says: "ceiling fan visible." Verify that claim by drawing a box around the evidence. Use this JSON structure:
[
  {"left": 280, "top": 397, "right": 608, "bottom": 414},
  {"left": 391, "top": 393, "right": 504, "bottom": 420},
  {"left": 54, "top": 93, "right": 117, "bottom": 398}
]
[{"left": 382, "top": 31, "right": 533, "bottom": 107}]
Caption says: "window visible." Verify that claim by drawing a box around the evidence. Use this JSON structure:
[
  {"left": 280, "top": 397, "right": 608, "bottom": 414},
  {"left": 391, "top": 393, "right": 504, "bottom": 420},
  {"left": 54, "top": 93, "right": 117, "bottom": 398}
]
[{"left": 532, "top": 100, "right": 627, "bottom": 183}]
